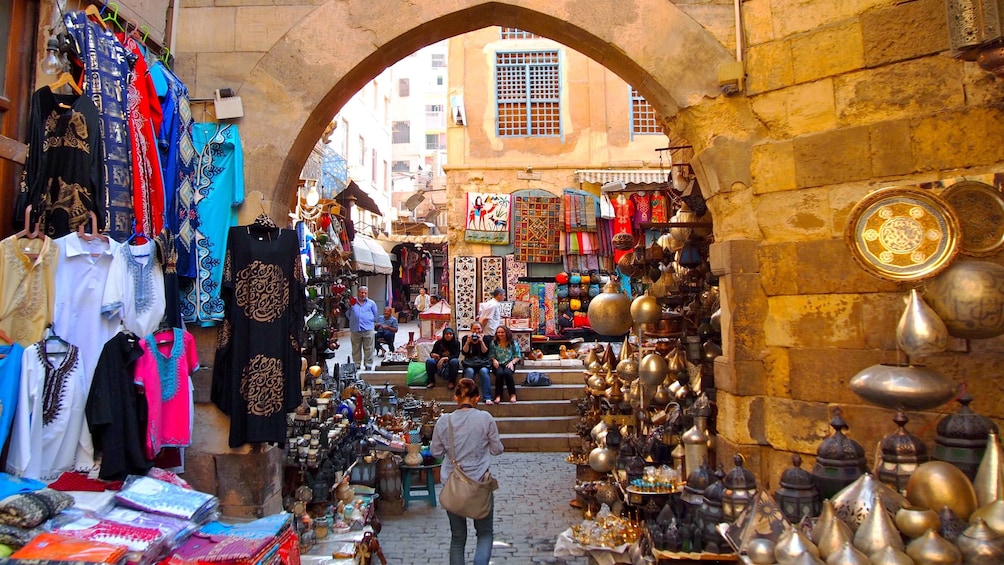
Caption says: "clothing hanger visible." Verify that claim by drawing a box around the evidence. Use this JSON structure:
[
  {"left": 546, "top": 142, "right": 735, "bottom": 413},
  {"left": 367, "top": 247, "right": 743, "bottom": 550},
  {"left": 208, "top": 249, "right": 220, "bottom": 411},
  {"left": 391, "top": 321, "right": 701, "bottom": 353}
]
[
  {"left": 48, "top": 72, "right": 83, "bottom": 96},
  {"left": 13, "top": 205, "right": 41, "bottom": 240},
  {"left": 43, "top": 325, "right": 70, "bottom": 357},
  {"left": 77, "top": 211, "right": 109, "bottom": 244},
  {"left": 102, "top": 3, "right": 126, "bottom": 32},
  {"left": 84, "top": 4, "right": 109, "bottom": 30}
]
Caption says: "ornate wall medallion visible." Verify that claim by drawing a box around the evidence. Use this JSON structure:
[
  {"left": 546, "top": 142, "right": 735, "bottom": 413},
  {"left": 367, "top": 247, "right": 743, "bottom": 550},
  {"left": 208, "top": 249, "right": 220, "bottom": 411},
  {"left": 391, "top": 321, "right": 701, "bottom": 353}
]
[
  {"left": 845, "top": 187, "right": 960, "bottom": 281},
  {"left": 941, "top": 180, "right": 1004, "bottom": 257}
]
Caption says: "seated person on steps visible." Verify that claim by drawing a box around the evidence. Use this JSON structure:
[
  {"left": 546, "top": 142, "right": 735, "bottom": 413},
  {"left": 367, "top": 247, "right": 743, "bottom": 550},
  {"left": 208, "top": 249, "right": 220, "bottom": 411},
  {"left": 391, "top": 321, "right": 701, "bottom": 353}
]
[
  {"left": 374, "top": 307, "right": 398, "bottom": 356},
  {"left": 489, "top": 325, "right": 521, "bottom": 404},
  {"left": 461, "top": 322, "right": 493, "bottom": 404},
  {"left": 425, "top": 326, "right": 461, "bottom": 389}
]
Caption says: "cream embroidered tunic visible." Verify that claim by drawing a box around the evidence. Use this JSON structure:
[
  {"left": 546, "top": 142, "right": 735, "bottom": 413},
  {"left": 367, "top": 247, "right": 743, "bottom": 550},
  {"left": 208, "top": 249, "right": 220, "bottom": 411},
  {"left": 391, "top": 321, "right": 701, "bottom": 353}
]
[{"left": 0, "top": 235, "right": 58, "bottom": 346}]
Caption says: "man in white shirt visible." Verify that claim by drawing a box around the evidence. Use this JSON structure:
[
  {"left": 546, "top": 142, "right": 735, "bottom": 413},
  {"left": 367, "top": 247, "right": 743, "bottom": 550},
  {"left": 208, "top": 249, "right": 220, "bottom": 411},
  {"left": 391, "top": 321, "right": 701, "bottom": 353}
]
[
  {"left": 478, "top": 287, "right": 505, "bottom": 339},
  {"left": 413, "top": 287, "right": 431, "bottom": 315}
]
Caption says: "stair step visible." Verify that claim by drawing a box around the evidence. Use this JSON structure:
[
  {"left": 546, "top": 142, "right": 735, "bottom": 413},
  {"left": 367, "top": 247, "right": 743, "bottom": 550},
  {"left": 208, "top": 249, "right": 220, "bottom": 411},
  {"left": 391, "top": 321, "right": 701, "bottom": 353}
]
[
  {"left": 440, "top": 399, "right": 579, "bottom": 417},
  {"left": 494, "top": 416, "right": 577, "bottom": 434},
  {"left": 499, "top": 433, "right": 578, "bottom": 452},
  {"left": 361, "top": 367, "right": 588, "bottom": 386}
]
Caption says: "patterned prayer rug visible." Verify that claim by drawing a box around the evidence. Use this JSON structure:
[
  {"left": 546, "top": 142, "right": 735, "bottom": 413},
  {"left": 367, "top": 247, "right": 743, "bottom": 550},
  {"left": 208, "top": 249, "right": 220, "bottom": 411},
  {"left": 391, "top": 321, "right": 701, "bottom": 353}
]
[
  {"left": 464, "top": 193, "right": 511, "bottom": 244},
  {"left": 513, "top": 196, "right": 562, "bottom": 262},
  {"left": 453, "top": 256, "right": 477, "bottom": 330},
  {"left": 479, "top": 256, "right": 505, "bottom": 304},
  {"left": 505, "top": 254, "right": 526, "bottom": 299}
]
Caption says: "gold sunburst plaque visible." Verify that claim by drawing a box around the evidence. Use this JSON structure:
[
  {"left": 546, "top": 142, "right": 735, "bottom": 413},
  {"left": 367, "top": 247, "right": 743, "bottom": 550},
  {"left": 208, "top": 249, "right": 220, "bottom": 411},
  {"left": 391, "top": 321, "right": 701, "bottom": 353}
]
[{"left": 845, "top": 186, "right": 960, "bottom": 281}]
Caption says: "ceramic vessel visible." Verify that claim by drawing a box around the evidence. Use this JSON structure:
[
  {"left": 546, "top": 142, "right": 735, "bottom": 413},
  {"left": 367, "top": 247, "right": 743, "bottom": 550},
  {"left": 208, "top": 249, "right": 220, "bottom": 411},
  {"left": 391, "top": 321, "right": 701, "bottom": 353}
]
[
  {"left": 957, "top": 518, "right": 1004, "bottom": 565},
  {"left": 853, "top": 496, "right": 904, "bottom": 555},
  {"left": 849, "top": 363, "right": 957, "bottom": 411},
  {"left": 906, "top": 461, "right": 979, "bottom": 520},
  {"left": 905, "top": 529, "right": 962, "bottom": 564},
  {"left": 896, "top": 288, "right": 949, "bottom": 357},
  {"left": 825, "top": 541, "right": 870, "bottom": 565},
  {"left": 924, "top": 260, "right": 1004, "bottom": 339},
  {"left": 895, "top": 506, "right": 941, "bottom": 539}
]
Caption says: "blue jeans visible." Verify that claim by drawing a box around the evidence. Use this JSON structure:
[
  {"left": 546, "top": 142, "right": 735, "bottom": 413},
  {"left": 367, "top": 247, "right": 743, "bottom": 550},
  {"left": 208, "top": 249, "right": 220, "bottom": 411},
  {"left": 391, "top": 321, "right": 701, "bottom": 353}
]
[
  {"left": 427, "top": 357, "right": 460, "bottom": 385},
  {"left": 463, "top": 367, "right": 491, "bottom": 401},
  {"left": 447, "top": 498, "right": 494, "bottom": 565}
]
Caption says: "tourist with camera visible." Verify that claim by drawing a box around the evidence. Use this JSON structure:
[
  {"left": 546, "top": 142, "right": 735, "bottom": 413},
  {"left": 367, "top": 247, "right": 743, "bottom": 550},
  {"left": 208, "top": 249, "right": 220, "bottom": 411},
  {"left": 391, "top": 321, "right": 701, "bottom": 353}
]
[{"left": 461, "top": 323, "right": 493, "bottom": 404}]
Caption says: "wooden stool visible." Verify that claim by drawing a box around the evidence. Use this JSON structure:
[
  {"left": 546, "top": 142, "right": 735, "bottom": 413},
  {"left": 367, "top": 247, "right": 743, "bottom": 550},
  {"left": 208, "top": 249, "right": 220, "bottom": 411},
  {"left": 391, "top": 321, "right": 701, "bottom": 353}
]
[{"left": 401, "top": 463, "right": 440, "bottom": 509}]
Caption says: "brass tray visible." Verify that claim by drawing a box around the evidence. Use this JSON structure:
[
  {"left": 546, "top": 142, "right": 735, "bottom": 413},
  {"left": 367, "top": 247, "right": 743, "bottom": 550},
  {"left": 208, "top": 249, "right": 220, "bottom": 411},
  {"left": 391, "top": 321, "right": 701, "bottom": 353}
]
[
  {"left": 845, "top": 187, "right": 960, "bottom": 281},
  {"left": 941, "top": 180, "right": 1004, "bottom": 257}
]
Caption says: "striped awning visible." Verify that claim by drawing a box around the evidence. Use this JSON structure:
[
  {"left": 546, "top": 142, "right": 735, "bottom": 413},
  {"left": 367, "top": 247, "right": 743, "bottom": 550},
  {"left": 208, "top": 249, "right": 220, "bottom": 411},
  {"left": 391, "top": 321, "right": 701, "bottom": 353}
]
[{"left": 575, "top": 169, "right": 670, "bottom": 185}]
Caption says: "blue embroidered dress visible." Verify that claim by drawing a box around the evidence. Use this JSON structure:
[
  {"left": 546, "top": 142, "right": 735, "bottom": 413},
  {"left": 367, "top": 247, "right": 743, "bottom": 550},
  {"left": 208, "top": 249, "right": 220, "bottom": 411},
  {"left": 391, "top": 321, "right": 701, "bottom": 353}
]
[
  {"left": 180, "top": 123, "right": 244, "bottom": 326},
  {"left": 63, "top": 10, "right": 134, "bottom": 240}
]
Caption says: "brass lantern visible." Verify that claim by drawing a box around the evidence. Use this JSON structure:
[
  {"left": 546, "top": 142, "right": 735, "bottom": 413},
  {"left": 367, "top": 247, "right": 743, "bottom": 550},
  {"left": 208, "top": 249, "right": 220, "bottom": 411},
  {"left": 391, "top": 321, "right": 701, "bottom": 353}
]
[
  {"left": 877, "top": 411, "right": 929, "bottom": 495},
  {"left": 934, "top": 392, "right": 999, "bottom": 480},
  {"left": 812, "top": 413, "right": 868, "bottom": 499},
  {"left": 375, "top": 453, "right": 401, "bottom": 502},
  {"left": 721, "top": 454, "right": 757, "bottom": 522},
  {"left": 774, "top": 454, "right": 822, "bottom": 523},
  {"left": 946, "top": 0, "right": 1004, "bottom": 76}
]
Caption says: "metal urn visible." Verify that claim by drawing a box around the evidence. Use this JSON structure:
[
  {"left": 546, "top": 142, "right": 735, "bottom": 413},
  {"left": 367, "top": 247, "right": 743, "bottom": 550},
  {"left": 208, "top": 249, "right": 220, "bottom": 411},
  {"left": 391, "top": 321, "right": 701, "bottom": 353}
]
[
  {"left": 934, "top": 392, "right": 999, "bottom": 480},
  {"left": 811, "top": 413, "right": 868, "bottom": 500},
  {"left": 774, "top": 454, "right": 822, "bottom": 523},
  {"left": 848, "top": 362, "right": 957, "bottom": 411},
  {"left": 587, "top": 282, "right": 633, "bottom": 336},
  {"left": 924, "top": 260, "right": 1004, "bottom": 339},
  {"left": 876, "top": 411, "right": 929, "bottom": 495},
  {"left": 721, "top": 454, "right": 757, "bottom": 523}
]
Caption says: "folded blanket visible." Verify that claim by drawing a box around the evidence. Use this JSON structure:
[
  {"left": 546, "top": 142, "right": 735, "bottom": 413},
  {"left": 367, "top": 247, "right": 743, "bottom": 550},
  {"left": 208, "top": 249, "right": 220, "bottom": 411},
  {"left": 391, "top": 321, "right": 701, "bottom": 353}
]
[{"left": 0, "top": 489, "right": 74, "bottom": 528}]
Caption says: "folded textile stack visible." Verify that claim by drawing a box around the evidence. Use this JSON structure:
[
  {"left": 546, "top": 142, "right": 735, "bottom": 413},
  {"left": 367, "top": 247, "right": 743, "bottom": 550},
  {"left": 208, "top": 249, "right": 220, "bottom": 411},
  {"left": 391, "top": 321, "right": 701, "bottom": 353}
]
[
  {"left": 163, "top": 512, "right": 296, "bottom": 565},
  {"left": 113, "top": 476, "right": 219, "bottom": 524},
  {"left": 12, "top": 532, "right": 129, "bottom": 563}
]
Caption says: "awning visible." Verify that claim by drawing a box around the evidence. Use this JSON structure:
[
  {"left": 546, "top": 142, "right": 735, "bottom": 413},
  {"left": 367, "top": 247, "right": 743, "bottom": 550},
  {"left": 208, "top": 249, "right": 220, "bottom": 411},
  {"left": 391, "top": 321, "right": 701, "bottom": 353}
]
[
  {"left": 336, "top": 180, "right": 383, "bottom": 216},
  {"left": 351, "top": 235, "right": 393, "bottom": 274},
  {"left": 575, "top": 169, "right": 670, "bottom": 185},
  {"left": 379, "top": 233, "right": 448, "bottom": 245}
]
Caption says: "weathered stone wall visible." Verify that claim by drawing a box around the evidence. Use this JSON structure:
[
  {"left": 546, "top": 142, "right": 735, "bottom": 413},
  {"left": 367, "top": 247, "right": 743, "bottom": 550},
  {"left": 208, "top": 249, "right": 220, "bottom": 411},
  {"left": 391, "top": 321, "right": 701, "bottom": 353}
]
[{"left": 166, "top": 0, "right": 1004, "bottom": 499}]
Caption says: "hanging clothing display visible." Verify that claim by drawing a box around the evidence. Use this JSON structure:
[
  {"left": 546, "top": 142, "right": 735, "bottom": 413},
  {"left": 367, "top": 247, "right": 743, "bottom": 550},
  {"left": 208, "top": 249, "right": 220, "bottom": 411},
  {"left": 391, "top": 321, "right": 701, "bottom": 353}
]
[
  {"left": 17, "top": 88, "right": 104, "bottom": 238},
  {"left": 212, "top": 224, "right": 304, "bottom": 448},
  {"left": 118, "top": 33, "right": 165, "bottom": 239},
  {"left": 104, "top": 240, "right": 166, "bottom": 338},
  {"left": 650, "top": 191, "right": 669, "bottom": 223},
  {"left": 0, "top": 235, "right": 58, "bottom": 346},
  {"left": 151, "top": 61, "right": 198, "bottom": 278},
  {"left": 631, "top": 192, "right": 652, "bottom": 225},
  {"left": 180, "top": 123, "right": 245, "bottom": 327},
  {"left": 86, "top": 332, "right": 151, "bottom": 481},
  {"left": 135, "top": 328, "right": 198, "bottom": 458},
  {"left": 0, "top": 342, "right": 24, "bottom": 453},
  {"left": 7, "top": 340, "right": 88, "bottom": 481},
  {"left": 63, "top": 10, "right": 134, "bottom": 239},
  {"left": 156, "top": 230, "right": 183, "bottom": 329}
]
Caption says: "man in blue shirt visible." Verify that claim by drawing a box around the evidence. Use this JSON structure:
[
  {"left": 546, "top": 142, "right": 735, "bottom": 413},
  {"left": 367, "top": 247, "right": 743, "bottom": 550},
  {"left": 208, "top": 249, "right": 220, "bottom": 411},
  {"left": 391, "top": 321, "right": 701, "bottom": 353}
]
[
  {"left": 347, "top": 286, "right": 379, "bottom": 370},
  {"left": 374, "top": 306, "right": 399, "bottom": 356}
]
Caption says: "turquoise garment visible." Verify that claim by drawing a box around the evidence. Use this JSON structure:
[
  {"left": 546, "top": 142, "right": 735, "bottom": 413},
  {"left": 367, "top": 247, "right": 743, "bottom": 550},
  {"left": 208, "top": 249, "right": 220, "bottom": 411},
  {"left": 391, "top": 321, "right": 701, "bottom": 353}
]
[
  {"left": 0, "top": 343, "right": 23, "bottom": 455},
  {"left": 180, "top": 124, "right": 244, "bottom": 326},
  {"left": 489, "top": 339, "right": 521, "bottom": 366}
]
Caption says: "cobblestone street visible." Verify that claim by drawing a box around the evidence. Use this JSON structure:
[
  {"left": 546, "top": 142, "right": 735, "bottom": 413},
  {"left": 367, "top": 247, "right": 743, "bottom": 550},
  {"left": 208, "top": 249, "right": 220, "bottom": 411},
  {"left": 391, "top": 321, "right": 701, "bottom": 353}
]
[{"left": 307, "top": 452, "right": 590, "bottom": 564}]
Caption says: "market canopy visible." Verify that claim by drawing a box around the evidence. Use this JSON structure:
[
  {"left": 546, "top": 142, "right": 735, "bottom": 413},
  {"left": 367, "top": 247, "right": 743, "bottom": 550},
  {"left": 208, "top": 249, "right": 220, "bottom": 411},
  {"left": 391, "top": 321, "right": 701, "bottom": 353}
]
[
  {"left": 336, "top": 180, "right": 383, "bottom": 216},
  {"left": 351, "top": 235, "right": 393, "bottom": 274},
  {"left": 574, "top": 169, "right": 670, "bottom": 185}
]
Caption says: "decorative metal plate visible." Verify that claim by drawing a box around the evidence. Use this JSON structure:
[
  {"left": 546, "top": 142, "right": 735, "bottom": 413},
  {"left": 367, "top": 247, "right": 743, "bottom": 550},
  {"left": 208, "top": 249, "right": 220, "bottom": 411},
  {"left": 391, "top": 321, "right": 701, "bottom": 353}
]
[
  {"left": 941, "top": 180, "right": 1004, "bottom": 257},
  {"left": 845, "top": 187, "right": 960, "bottom": 281}
]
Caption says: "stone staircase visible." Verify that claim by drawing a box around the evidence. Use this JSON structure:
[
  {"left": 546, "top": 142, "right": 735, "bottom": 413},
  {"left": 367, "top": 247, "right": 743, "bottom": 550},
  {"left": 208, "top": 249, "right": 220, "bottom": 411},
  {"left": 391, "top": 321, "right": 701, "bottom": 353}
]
[{"left": 360, "top": 358, "right": 586, "bottom": 452}]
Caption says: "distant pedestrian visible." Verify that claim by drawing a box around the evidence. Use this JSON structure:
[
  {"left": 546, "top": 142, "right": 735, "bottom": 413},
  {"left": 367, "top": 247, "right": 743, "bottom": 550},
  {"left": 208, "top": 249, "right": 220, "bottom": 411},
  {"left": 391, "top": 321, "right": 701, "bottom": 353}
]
[
  {"left": 346, "top": 286, "right": 379, "bottom": 370},
  {"left": 430, "top": 378, "right": 504, "bottom": 565}
]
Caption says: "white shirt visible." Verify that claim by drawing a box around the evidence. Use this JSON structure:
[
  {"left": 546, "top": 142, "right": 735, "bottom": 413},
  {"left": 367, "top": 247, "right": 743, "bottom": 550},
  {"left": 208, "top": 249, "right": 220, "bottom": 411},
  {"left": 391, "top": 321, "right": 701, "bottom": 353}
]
[
  {"left": 414, "top": 293, "right": 431, "bottom": 312},
  {"left": 54, "top": 234, "right": 124, "bottom": 470},
  {"left": 103, "top": 241, "right": 166, "bottom": 338},
  {"left": 7, "top": 343, "right": 88, "bottom": 480},
  {"left": 479, "top": 297, "right": 502, "bottom": 335}
]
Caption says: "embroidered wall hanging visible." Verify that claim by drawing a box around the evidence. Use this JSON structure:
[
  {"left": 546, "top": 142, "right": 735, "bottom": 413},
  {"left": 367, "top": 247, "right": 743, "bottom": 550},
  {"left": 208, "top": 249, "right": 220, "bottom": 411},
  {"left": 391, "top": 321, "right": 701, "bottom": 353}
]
[
  {"left": 478, "top": 256, "right": 505, "bottom": 305},
  {"left": 464, "top": 193, "right": 511, "bottom": 244},
  {"left": 514, "top": 196, "right": 562, "bottom": 263},
  {"left": 453, "top": 256, "right": 477, "bottom": 331},
  {"left": 504, "top": 254, "right": 526, "bottom": 300}
]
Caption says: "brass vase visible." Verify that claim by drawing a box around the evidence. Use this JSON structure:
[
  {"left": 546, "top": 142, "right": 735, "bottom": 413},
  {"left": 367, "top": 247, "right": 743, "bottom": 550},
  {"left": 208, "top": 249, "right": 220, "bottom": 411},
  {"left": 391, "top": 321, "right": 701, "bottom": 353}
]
[
  {"left": 906, "top": 461, "right": 979, "bottom": 520},
  {"left": 870, "top": 546, "right": 916, "bottom": 565},
  {"left": 825, "top": 542, "right": 870, "bottom": 565},
  {"left": 853, "top": 495, "right": 904, "bottom": 555},
  {"left": 974, "top": 431, "right": 1004, "bottom": 508},
  {"left": 895, "top": 505, "right": 941, "bottom": 539},
  {"left": 896, "top": 288, "right": 949, "bottom": 357},
  {"left": 905, "top": 529, "right": 962, "bottom": 564},
  {"left": 957, "top": 518, "right": 1004, "bottom": 565},
  {"left": 587, "top": 282, "right": 633, "bottom": 336}
]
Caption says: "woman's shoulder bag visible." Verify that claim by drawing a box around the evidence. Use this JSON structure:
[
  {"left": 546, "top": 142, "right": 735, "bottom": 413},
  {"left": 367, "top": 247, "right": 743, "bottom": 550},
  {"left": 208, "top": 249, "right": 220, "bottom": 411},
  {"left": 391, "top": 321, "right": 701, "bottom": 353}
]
[{"left": 438, "top": 414, "right": 499, "bottom": 519}]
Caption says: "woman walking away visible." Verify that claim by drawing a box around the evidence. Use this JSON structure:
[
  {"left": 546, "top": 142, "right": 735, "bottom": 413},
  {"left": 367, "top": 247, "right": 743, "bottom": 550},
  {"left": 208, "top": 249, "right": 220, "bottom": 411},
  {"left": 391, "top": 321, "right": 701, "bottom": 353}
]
[
  {"left": 489, "top": 326, "right": 521, "bottom": 404},
  {"left": 431, "top": 378, "right": 504, "bottom": 565}
]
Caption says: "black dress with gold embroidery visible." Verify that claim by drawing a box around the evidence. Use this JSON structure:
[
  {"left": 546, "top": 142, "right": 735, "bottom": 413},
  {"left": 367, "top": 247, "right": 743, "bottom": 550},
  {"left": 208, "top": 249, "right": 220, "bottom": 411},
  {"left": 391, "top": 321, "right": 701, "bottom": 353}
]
[
  {"left": 17, "top": 87, "right": 104, "bottom": 238},
  {"left": 212, "top": 225, "right": 304, "bottom": 447}
]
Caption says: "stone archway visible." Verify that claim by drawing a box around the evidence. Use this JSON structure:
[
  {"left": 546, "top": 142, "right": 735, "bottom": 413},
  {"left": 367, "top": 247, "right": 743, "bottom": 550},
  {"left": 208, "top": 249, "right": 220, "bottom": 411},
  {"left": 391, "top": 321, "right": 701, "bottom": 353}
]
[{"left": 227, "top": 0, "right": 758, "bottom": 218}]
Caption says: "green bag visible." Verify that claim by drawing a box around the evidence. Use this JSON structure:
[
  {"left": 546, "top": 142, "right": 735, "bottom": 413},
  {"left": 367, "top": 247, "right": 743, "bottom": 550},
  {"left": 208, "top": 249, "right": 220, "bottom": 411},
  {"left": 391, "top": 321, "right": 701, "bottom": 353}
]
[{"left": 406, "top": 360, "right": 428, "bottom": 387}]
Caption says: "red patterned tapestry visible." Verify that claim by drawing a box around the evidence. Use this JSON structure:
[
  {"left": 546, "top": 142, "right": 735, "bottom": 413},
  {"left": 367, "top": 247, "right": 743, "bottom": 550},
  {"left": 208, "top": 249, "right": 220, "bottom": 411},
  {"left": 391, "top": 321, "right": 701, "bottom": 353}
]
[{"left": 514, "top": 196, "right": 562, "bottom": 263}]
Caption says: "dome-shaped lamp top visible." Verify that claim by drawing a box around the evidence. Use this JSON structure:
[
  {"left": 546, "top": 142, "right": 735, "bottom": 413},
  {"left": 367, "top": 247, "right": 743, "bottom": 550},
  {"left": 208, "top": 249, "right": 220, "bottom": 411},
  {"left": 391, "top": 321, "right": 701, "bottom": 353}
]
[
  {"left": 778, "top": 454, "right": 816, "bottom": 491},
  {"left": 682, "top": 460, "right": 714, "bottom": 504},
  {"left": 936, "top": 392, "right": 999, "bottom": 446},
  {"left": 723, "top": 454, "right": 757, "bottom": 491},
  {"left": 816, "top": 413, "right": 866, "bottom": 464},
  {"left": 880, "top": 411, "right": 929, "bottom": 461},
  {"left": 702, "top": 465, "right": 727, "bottom": 506}
]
